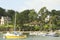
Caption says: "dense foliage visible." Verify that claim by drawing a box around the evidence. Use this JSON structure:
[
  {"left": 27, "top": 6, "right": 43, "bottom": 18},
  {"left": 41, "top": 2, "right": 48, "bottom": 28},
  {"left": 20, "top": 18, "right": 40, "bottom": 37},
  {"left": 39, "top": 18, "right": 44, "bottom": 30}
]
[{"left": 0, "top": 7, "right": 60, "bottom": 31}]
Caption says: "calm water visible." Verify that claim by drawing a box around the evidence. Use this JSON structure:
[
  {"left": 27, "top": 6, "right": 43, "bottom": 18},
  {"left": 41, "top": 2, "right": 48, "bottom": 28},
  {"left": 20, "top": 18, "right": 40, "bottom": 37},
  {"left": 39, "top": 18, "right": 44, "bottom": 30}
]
[{"left": 0, "top": 33, "right": 60, "bottom": 40}]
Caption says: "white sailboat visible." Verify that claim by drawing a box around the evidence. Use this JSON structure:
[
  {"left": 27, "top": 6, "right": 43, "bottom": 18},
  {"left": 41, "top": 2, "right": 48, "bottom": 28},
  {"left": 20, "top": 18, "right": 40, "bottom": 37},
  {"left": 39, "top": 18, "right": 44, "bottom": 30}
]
[{"left": 3, "top": 13, "right": 27, "bottom": 39}]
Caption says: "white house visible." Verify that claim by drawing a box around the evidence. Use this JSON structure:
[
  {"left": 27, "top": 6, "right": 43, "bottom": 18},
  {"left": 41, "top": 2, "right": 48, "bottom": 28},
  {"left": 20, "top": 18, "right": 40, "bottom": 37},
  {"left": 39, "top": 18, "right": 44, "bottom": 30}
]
[
  {"left": 45, "top": 15, "right": 50, "bottom": 22},
  {"left": 1, "top": 16, "right": 4, "bottom": 25},
  {"left": 0, "top": 16, "right": 11, "bottom": 25}
]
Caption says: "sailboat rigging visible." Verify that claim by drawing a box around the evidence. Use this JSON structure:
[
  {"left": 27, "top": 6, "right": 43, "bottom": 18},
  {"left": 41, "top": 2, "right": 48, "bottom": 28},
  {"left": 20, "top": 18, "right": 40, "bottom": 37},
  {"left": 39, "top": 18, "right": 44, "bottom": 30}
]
[{"left": 3, "top": 12, "right": 27, "bottom": 39}]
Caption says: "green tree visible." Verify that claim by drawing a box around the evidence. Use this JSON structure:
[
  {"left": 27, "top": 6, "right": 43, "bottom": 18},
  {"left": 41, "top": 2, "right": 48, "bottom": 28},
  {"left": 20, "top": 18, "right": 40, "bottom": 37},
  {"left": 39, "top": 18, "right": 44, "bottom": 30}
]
[
  {"left": 17, "top": 10, "right": 30, "bottom": 31},
  {"left": 38, "top": 7, "right": 49, "bottom": 30},
  {"left": 7, "top": 10, "right": 15, "bottom": 24},
  {"left": 0, "top": 7, "right": 6, "bottom": 17},
  {"left": 29, "top": 9, "right": 38, "bottom": 22}
]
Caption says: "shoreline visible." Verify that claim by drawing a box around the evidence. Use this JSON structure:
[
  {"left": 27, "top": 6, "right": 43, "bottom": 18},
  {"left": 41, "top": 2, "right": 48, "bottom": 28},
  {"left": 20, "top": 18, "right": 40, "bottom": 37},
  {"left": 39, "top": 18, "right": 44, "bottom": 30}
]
[
  {"left": 0, "top": 30, "right": 60, "bottom": 34},
  {"left": 0, "top": 30, "right": 60, "bottom": 32}
]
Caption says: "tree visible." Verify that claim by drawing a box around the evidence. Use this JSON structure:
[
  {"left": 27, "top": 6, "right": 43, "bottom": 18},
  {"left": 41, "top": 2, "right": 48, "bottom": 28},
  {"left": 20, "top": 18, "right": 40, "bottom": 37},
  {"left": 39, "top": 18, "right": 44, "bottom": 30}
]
[
  {"left": 7, "top": 10, "right": 15, "bottom": 24},
  {"left": 19, "top": 10, "right": 30, "bottom": 23},
  {"left": 29, "top": 9, "right": 38, "bottom": 22},
  {"left": 38, "top": 7, "right": 48, "bottom": 22},
  {"left": 38, "top": 7, "right": 49, "bottom": 30},
  {"left": 0, "top": 7, "right": 6, "bottom": 17},
  {"left": 49, "top": 10, "right": 60, "bottom": 30},
  {"left": 17, "top": 10, "right": 30, "bottom": 30}
]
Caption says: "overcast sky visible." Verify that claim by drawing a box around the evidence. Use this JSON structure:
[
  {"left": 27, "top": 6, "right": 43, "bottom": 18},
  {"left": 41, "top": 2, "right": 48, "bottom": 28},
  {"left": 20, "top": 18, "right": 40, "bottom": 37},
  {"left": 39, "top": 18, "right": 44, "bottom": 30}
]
[{"left": 0, "top": 0, "right": 60, "bottom": 12}]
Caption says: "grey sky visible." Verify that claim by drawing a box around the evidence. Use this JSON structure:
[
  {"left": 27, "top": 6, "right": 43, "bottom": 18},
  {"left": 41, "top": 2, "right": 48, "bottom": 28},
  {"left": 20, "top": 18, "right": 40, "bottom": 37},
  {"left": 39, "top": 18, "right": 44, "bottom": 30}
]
[{"left": 0, "top": 0, "right": 60, "bottom": 12}]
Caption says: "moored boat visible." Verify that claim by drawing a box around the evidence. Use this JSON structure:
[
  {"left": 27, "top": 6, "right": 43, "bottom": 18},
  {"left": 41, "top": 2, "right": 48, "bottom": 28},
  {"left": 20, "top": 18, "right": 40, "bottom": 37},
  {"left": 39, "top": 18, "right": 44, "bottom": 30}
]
[
  {"left": 45, "top": 32, "right": 59, "bottom": 37},
  {"left": 5, "top": 35, "right": 27, "bottom": 38},
  {"left": 3, "top": 13, "right": 27, "bottom": 39},
  {"left": 3, "top": 32, "right": 27, "bottom": 39}
]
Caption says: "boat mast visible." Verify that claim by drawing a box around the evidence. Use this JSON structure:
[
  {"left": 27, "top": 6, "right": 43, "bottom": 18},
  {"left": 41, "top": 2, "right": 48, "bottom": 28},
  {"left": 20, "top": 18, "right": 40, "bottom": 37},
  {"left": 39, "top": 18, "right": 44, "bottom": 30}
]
[
  {"left": 14, "top": 12, "right": 16, "bottom": 31},
  {"left": 6, "top": 16, "right": 8, "bottom": 31}
]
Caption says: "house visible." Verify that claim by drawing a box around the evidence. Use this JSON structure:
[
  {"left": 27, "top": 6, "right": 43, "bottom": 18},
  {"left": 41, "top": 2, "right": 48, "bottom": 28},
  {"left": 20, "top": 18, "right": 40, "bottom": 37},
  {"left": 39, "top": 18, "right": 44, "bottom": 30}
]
[
  {"left": 45, "top": 15, "right": 50, "bottom": 22},
  {"left": 0, "top": 16, "right": 11, "bottom": 25}
]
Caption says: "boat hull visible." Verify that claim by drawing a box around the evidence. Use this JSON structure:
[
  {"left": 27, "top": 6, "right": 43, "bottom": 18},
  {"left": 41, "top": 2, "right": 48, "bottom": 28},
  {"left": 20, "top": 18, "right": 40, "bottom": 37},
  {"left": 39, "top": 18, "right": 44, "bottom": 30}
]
[{"left": 5, "top": 35, "right": 27, "bottom": 39}]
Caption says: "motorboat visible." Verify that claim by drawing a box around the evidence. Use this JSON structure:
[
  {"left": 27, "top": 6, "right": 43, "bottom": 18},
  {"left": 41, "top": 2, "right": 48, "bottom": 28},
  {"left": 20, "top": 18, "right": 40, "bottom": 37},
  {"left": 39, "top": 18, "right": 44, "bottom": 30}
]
[{"left": 45, "top": 32, "right": 59, "bottom": 37}]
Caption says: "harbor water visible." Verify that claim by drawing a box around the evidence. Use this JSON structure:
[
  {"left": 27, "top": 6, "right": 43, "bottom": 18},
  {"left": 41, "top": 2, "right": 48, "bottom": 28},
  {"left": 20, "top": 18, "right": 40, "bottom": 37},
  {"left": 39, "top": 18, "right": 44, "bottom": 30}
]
[{"left": 0, "top": 33, "right": 60, "bottom": 40}]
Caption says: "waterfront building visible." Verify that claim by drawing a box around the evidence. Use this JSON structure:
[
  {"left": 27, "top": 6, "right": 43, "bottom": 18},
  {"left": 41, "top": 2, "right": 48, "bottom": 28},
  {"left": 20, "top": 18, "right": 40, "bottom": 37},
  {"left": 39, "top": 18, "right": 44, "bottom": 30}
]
[{"left": 0, "top": 16, "right": 11, "bottom": 25}]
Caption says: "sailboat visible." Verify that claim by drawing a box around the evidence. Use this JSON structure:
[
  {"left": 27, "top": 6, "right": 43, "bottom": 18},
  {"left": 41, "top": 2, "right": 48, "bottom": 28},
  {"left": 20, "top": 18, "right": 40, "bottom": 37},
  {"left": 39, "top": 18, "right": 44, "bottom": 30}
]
[{"left": 3, "top": 13, "right": 27, "bottom": 39}]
